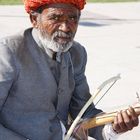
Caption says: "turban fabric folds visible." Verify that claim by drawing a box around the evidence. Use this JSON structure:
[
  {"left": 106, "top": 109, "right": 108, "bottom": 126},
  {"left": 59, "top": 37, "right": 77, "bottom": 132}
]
[{"left": 23, "top": 0, "right": 86, "bottom": 13}]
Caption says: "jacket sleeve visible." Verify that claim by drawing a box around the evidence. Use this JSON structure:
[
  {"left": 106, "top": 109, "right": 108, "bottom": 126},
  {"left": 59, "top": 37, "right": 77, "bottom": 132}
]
[
  {"left": 0, "top": 42, "right": 28, "bottom": 140},
  {"left": 69, "top": 44, "right": 105, "bottom": 140}
]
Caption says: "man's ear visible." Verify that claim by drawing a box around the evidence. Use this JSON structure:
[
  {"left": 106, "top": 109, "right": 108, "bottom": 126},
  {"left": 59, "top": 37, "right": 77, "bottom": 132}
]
[{"left": 29, "top": 12, "right": 39, "bottom": 28}]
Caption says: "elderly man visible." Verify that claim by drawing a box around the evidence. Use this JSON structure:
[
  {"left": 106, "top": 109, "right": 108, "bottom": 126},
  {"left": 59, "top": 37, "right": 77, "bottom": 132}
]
[{"left": 0, "top": 0, "right": 139, "bottom": 140}]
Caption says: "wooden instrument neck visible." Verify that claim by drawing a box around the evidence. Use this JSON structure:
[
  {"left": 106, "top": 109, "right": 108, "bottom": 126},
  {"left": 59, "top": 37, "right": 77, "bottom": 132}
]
[{"left": 81, "top": 105, "right": 140, "bottom": 130}]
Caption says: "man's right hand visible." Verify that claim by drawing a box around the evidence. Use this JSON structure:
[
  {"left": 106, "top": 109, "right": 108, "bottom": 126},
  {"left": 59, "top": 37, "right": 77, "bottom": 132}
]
[{"left": 72, "top": 123, "right": 88, "bottom": 140}]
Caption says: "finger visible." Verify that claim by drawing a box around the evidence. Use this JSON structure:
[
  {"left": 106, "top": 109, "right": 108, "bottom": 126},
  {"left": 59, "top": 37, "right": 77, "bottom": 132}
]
[
  {"left": 121, "top": 110, "right": 133, "bottom": 130},
  {"left": 112, "top": 112, "right": 121, "bottom": 133},
  {"left": 73, "top": 125, "right": 88, "bottom": 140},
  {"left": 85, "top": 129, "right": 88, "bottom": 140},
  {"left": 117, "top": 111, "right": 127, "bottom": 131},
  {"left": 72, "top": 125, "right": 81, "bottom": 140},
  {"left": 128, "top": 106, "right": 139, "bottom": 127},
  {"left": 80, "top": 127, "right": 87, "bottom": 140},
  {"left": 75, "top": 133, "right": 81, "bottom": 140}
]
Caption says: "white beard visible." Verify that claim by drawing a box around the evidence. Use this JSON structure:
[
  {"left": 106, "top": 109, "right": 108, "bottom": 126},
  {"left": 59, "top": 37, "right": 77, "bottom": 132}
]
[{"left": 37, "top": 29, "right": 73, "bottom": 53}]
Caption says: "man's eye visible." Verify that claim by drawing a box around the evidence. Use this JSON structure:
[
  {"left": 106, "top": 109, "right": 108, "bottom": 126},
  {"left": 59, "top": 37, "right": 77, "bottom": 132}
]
[
  {"left": 53, "top": 16, "right": 59, "bottom": 20},
  {"left": 50, "top": 15, "right": 61, "bottom": 21},
  {"left": 48, "top": 15, "right": 59, "bottom": 21},
  {"left": 69, "top": 16, "right": 77, "bottom": 21}
]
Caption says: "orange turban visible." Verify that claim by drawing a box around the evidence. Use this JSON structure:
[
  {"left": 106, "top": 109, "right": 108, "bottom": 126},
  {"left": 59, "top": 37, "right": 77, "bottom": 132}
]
[{"left": 23, "top": 0, "right": 86, "bottom": 13}]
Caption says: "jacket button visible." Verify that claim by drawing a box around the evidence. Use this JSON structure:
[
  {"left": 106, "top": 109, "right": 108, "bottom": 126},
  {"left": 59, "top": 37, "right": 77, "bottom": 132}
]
[
  {"left": 49, "top": 127, "right": 53, "bottom": 132},
  {"left": 58, "top": 88, "right": 64, "bottom": 94}
]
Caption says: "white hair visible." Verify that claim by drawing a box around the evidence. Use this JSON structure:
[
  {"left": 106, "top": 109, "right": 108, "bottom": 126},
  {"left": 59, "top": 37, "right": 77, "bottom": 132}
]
[{"left": 37, "top": 29, "right": 73, "bottom": 53}]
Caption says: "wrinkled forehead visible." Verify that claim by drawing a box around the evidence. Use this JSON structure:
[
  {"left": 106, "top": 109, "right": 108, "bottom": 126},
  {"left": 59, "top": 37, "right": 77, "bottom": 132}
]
[{"left": 36, "top": 3, "right": 80, "bottom": 15}]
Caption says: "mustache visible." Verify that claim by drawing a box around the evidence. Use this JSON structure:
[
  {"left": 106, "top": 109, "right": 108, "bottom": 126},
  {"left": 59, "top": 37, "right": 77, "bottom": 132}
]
[{"left": 53, "top": 31, "right": 74, "bottom": 39}]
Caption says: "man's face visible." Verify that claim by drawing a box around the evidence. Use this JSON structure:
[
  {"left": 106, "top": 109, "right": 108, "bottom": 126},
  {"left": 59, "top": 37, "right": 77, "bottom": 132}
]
[{"left": 31, "top": 3, "right": 80, "bottom": 52}]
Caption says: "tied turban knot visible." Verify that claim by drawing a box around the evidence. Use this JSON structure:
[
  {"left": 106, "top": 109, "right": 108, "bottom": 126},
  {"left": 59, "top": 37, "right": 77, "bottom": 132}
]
[{"left": 23, "top": 0, "right": 86, "bottom": 13}]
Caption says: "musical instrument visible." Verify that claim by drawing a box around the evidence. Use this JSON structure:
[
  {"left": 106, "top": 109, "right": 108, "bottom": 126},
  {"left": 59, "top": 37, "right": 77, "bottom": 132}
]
[
  {"left": 64, "top": 74, "right": 140, "bottom": 140},
  {"left": 80, "top": 104, "right": 140, "bottom": 130}
]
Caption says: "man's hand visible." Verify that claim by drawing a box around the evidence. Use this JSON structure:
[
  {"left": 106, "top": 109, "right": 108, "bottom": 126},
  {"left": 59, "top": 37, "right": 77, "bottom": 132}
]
[
  {"left": 112, "top": 106, "right": 139, "bottom": 133},
  {"left": 72, "top": 123, "right": 88, "bottom": 140}
]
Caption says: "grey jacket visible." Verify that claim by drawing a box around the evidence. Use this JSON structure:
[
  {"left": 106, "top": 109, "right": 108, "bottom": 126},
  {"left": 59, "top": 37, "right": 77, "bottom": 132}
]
[{"left": 0, "top": 28, "right": 104, "bottom": 140}]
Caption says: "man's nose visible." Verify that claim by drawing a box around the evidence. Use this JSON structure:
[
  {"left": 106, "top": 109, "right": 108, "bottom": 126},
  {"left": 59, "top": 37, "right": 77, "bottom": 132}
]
[{"left": 59, "top": 22, "right": 70, "bottom": 32}]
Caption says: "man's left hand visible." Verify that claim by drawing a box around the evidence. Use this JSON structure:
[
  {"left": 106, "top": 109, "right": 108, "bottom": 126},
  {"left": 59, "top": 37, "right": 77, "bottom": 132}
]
[{"left": 112, "top": 106, "right": 139, "bottom": 133}]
